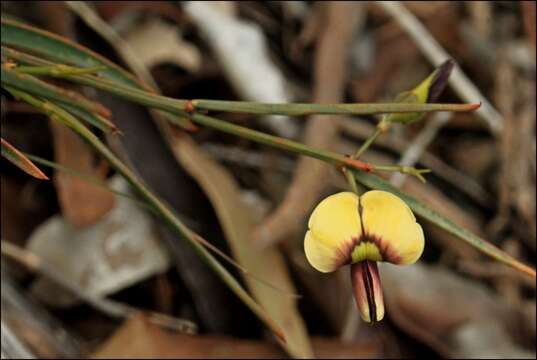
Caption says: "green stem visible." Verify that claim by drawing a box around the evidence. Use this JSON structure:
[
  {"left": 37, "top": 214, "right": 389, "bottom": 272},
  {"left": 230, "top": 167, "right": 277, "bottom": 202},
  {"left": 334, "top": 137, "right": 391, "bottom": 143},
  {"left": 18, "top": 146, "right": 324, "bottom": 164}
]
[
  {"left": 344, "top": 167, "right": 359, "bottom": 194},
  {"left": 2, "top": 59, "right": 430, "bottom": 182},
  {"left": 185, "top": 111, "right": 373, "bottom": 173},
  {"left": 374, "top": 165, "right": 431, "bottom": 183},
  {"left": 1, "top": 66, "right": 111, "bottom": 118},
  {"left": 15, "top": 64, "right": 106, "bottom": 76},
  {"left": 353, "top": 127, "right": 383, "bottom": 159},
  {"left": 2, "top": 46, "right": 480, "bottom": 117},
  {"left": 2, "top": 46, "right": 192, "bottom": 129},
  {"left": 4, "top": 86, "right": 286, "bottom": 342},
  {"left": 189, "top": 99, "right": 480, "bottom": 116}
]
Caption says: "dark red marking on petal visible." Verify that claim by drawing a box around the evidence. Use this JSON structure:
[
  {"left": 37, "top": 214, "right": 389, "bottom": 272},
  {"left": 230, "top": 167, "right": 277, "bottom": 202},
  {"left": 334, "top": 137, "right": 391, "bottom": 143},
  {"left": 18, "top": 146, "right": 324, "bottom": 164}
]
[
  {"left": 362, "top": 261, "right": 377, "bottom": 322},
  {"left": 355, "top": 233, "right": 403, "bottom": 264},
  {"left": 333, "top": 236, "right": 359, "bottom": 268}
]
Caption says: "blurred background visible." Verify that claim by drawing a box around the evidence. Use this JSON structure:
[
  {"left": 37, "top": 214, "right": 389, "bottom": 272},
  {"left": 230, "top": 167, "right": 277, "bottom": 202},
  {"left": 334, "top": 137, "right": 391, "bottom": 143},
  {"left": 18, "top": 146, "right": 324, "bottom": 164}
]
[{"left": 1, "top": 1, "right": 535, "bottom": 358}]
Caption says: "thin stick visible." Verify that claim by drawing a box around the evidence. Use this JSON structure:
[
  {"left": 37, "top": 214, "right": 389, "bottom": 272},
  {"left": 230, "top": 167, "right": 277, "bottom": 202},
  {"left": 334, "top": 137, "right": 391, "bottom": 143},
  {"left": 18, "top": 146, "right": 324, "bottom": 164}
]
[
  {"left": 376, "top": 1, "right": 503, "bottom": 135},
  {"left": 390, "top": 112, "right": 451, "bottom": 187},
  {"left": 189, "top": 99, "right": 480, "bottom": 116},
  {"left": 25, "top": 152, "right": 299, "bottom": 298},
  {"left": 1, "top": 241, "right": 198, "bottom": 334},
  {"left": 3, "top": 46, "right": 480, "bottom": 117},
  {"left": 2, "top": 87, "right": 287, "bottom": 342},
  {"left": 353, "top": 127, "right": 383, "bottom": 159}
]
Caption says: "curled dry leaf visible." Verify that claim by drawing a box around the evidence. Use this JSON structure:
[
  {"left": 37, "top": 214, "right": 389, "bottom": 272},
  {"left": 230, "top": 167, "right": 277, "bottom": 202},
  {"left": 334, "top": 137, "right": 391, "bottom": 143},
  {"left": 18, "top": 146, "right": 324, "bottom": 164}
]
[
  {"left": 123, "top": 17, "right": 202, "bottom": 73},
  {"left": 381, "top": 263, "right": 535, "bottom": 358},
  {"left": 254, "top": 1, "right": 364, "bottom": 249},
  {"left": 50, "top": 122, "right": 115, "bottom": 227},
  {"left": 183, "top": 1, "right": 298, "bottom": 138},
  {"left": 1, "top": 137, "right": 48, "bottom": 180},
  {"left": 169, "top": 135, "right": 312, "bottom": 358}
]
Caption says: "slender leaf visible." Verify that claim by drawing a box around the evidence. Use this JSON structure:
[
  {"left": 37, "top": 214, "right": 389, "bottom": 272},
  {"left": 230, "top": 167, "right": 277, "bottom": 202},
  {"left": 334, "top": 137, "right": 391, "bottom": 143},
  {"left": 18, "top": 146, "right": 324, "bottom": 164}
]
[
  {"left": 1, "top": 66, "right": 111, "bottom": 117},
  {"left": 189, "top": 99, "right": 480, "bottom": 116},
  {"left": 1, "top": 17, "right": 140, "bottom": 86},
  {"left": 4, "top": 86, "right": 286, "bottom": 342},
  {"left": 57, "top": 103, "right": 119, "bottom": 133},
  {"left": 172, "top": 135, "right": 312, "bottom": 357},
  {"left": 1, "top": 137, "right": 48, "bottom": 179},
  {"left": 352, "top": 170, "right": 536, "bottom": 278},
  {"left": 1, "top": 20, "right": 193, "bottom": 129},
  {"left": 3, "top": 45, "right": 479, "bottom": 119},
  {"left": 24, "top": 153, "right": 144, "bottom": 206},
  {"left": 1, "top": 20, "right": 479, "bottom": 117}
]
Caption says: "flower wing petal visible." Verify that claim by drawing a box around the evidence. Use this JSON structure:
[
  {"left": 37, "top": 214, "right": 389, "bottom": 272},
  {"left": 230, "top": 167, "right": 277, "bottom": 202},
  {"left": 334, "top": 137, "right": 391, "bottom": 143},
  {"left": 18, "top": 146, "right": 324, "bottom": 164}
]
[
  {"left": 305, "top": 192, "right": 362, "bottom": 272},
  {"left": 360, "top": 190, "right": 424, "bottom": 264}
]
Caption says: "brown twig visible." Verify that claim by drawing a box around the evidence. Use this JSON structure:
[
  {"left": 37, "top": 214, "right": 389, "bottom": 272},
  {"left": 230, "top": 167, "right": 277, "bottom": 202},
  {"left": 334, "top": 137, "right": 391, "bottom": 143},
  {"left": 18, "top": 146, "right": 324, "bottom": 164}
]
[
  {"left": 376, "top": 1, "right": 503, "bottom": 136},
  {"left": 1, "top": 241, "right": 198, "bottom": 334},
  {"left": 253, "top": 1, "right": 365, "bottom": 249},
  {"left": 340, "top": 119, "right": 493, "bottom": 207},
  {"left": 389, "top": 112, "right": 451, "bottom": 187}
]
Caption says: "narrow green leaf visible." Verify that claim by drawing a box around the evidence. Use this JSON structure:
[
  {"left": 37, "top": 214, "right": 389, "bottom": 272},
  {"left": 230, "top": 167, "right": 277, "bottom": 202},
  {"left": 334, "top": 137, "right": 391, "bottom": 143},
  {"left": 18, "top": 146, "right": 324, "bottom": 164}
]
[
  {"left": 24, "top": 152, "right": 144, "bottom": 206},
  {"left": 0, "top": 23, "right": 479, "bottom": 117},
  {"left": 1, "top": 17, "right": 139, "bottom": 86},
  {"left": 4, "top": 86, "right": 286, "bottom": 342},
  {"left": 58, "top": 103, "right": 119, "bottom": 133},
  {"left": 1, "top": 66, "right": 111, "bottom": 118},
  {"left": 189, "top": 99, "right": 479, "bottom": 116},
  {"left": 3, "top": 45, "right": 479, "bottom": 119},
  {"left": 1, "top": 137, "right": 48, "bottom": 179},
  {"left": 15, "top": 64, "right": 106, "bottom": 76},
  {"left": 1, "top": 18, "right": 194, "bottom": 130},
  {"left": 352, "top": 170, "right": 536, "bottom": 278},
  {"left": 173, "top": 136, "right": 312, "bottom": 357}
]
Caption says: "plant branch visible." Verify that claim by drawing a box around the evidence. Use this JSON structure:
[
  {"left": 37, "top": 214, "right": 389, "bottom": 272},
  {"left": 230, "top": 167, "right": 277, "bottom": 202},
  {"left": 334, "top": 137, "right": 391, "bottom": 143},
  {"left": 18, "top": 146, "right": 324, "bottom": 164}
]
[
  {"left": 3, "top": 86, "right": 287, "bottom": 343},
  {"left": 3, "top": 46, "right": 480, "bottom": 117}
]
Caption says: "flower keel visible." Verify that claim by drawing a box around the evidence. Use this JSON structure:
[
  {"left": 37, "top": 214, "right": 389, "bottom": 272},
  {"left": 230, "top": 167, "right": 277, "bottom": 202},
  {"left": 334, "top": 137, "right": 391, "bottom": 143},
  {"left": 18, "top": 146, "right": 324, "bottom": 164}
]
[{"left": 351, "top": 260, "right": 384, "bottom": 322}]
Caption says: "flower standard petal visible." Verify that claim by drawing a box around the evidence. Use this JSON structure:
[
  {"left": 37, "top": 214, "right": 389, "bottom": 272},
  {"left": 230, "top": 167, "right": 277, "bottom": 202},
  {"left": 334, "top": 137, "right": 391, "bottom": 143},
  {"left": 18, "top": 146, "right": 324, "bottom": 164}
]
[
  {"left": 304, "top": 192, "right": 362, "bottom": 272},
  {"left": 359, "top": 190, "right": 425, "bottom": 265}
]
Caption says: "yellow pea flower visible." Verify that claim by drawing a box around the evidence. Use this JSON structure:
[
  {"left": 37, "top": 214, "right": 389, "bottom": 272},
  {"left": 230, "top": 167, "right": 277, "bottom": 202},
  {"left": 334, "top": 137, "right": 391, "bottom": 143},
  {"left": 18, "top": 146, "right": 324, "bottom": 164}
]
[{"left": 304, "top": 191, "right": 424, "bottom": 322}]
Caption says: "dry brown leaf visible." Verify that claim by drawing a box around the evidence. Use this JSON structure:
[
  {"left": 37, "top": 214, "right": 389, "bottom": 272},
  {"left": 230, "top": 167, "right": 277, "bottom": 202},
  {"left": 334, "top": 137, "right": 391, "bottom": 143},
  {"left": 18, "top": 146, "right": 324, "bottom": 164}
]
[
  {"left": 382, "top": 263, "right": 535, "bottom": 358},
  {"left": 94, "top": 1, "right": 183, "bottom": 24},
  {"left": 169, "top": 135, "right": 312, "bottom": 358},
  {"left": 50, "top": 122, "right": 115, "bottom": 227},
  {"left": 253, "top": 1, "right": 364, "bottom": 249},
  {"left": 92, "top": 313, "right": 382, "bottom": 359},
  {"left": 28, "top": 176, "right": 170, "bottom": 307},
  {"left": 123, "top": 17, "right": 201, "bottom": 73},
  {"left": 184, "top": 1, "right": 297, "bottom": 138}
]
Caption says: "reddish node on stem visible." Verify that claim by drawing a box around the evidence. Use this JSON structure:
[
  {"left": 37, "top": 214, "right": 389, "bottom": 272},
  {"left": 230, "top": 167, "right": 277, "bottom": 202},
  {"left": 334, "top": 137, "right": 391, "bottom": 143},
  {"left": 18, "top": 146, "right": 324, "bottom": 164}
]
[
  {"left": 468, "top": 102, "right": 482, "bottom": 111},
  {"left": 185, "top": 100, "right": 195, "bottom": 113},
  {"left": 345, "top": 158, "right": 373, "bottom": 172}
]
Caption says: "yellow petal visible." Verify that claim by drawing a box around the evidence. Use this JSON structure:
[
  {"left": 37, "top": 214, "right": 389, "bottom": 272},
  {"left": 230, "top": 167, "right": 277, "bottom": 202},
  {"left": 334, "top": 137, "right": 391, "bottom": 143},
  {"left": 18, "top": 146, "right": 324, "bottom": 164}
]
[
  {"left": 305, "top": 192, "right": 362, "bottom": 272},
  {"left": 359, "top": 190, "right": 424, "bottom": 265}
]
